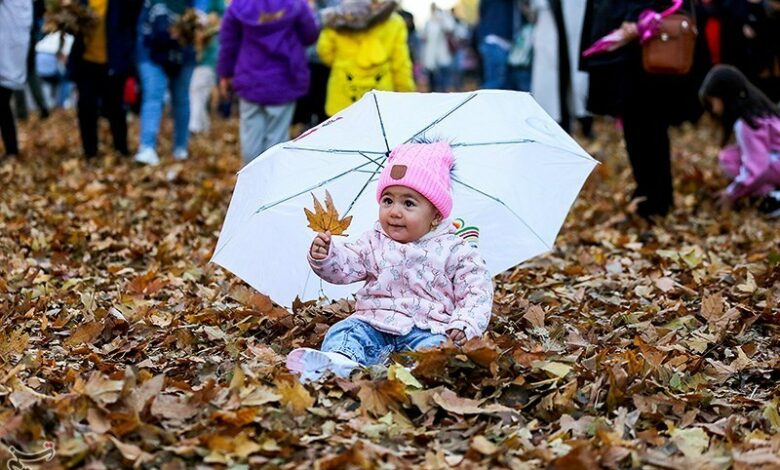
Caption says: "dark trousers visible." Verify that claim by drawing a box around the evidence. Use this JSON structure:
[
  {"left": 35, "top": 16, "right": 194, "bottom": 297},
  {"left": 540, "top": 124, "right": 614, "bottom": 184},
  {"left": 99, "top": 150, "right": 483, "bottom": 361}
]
[
  {"left": 0, "top": 86, "right": 19, "bottom": 156},
  {"left": 75, "top": 61, "right": 128, "bottom": 157},
  {"left": 13, "top": 26, "right": 49, "bottom": 121},
  {"left": 622, "top": 105, "right": 673, "bottom": 218}
]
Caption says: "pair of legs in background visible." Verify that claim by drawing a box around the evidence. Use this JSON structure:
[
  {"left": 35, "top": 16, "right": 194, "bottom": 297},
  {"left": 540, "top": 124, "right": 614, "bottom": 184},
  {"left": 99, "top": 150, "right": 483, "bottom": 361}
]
[
  {"left": 135, "top": 60, "right": 194, "bottom": 165},
  {"left": 479, "top": 41, "right": 532, "bottom": 92},
  {"left": 287, "top": 317, "right": 447, "bottom": 381},
  {"left": 0, "top": 86, "right": 20, "bottom": 157},
  {"left": 588, "top": 61, "right": 677, "bottom": 219},
  {"left": 239, "top": 99, "right": 294, "bottom": 165},
  {"left": 75, "top": 61, "right": 129, "bottom": 158},
  {"left": 188, "top": 65, "right": 216, "bottom": 134}
]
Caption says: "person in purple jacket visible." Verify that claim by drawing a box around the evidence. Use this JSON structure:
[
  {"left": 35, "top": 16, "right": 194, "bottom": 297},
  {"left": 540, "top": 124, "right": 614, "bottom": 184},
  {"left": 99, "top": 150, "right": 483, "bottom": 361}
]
[
  {"left": 217, "top": 0, "right": 319, "bottom": 164},
  {"left": 699, "top": 65, "right": 780, "bottom": 217}
]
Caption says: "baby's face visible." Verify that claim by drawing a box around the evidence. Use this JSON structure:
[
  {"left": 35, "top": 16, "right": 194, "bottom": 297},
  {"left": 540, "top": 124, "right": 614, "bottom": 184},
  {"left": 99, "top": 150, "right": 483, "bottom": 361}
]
[{"left": 379, "top": 186, "right": 441, "bottom": 243}]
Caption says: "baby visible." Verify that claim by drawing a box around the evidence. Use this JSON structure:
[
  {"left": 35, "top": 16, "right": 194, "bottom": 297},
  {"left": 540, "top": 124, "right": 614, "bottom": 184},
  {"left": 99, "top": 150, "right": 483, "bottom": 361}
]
[{"left": 287, "top": 140, "right": 494, "bottom": 380}]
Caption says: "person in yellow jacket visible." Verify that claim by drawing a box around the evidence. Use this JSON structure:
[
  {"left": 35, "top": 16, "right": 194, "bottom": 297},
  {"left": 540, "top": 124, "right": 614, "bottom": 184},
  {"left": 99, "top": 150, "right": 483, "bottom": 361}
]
[{"left": 317, "top": 0, "right": 416, "bottom": 117}]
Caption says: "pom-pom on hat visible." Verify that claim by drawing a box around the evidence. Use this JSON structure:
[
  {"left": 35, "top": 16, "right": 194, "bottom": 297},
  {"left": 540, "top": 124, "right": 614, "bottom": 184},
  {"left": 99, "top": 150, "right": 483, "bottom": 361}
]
[{"left": 376, "top": 141, "right": 454, "bottom": 218}]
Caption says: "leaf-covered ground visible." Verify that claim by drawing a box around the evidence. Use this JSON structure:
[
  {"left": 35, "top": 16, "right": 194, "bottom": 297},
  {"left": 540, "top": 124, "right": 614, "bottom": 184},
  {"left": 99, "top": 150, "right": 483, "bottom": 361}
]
[{"left": 0, "top": 111, "right": 778, "bottom": 469}]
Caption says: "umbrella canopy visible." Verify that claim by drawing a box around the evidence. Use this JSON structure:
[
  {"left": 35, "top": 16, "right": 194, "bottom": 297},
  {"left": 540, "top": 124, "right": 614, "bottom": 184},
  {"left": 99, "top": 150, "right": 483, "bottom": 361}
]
[{"left": 212, "top": 90, "right": 598, "bottom": 306}]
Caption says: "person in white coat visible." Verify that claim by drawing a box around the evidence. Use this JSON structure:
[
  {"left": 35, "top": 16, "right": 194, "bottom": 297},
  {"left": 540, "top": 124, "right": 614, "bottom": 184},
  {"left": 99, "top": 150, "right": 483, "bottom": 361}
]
[
  {"left": 0, "top": 0, "right": 33, "bottom": 158},
  {"left": 530, "top": 0, "right": 591, "bottom": 136},
  {"left": 421, "top": 4, "right": 455, "bottom": 92}
]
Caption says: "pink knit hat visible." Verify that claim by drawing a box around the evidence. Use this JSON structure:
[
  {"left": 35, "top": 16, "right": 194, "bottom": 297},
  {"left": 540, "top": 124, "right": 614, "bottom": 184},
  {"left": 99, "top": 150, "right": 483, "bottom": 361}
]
[{"left": 376, "top": 141, "right": 454, "bottom": 218}]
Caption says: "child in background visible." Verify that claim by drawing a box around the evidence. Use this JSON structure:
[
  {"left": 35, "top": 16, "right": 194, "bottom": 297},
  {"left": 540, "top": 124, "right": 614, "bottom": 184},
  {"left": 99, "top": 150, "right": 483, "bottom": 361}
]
[
  {"left": 699, "top": 64, "right": 780, "bottom": 216},
  {"left": 217, "top": 0, "right": 318, "bottom": 164},
  {"left": 286, "top": 140, "right": 494, "bottom": 381},
  {"left": 188, "top": 0, "right": 224, "bottom": 134},
  {"left": 316, "top": 0, "right": 415, "bottom": 117}
]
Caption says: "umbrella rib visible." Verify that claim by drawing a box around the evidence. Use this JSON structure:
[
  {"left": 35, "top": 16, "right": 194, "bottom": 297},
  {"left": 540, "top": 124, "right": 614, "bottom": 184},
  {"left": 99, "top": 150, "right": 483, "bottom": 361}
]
[
  {"left": 451, "top": 177, "right": 552, "bottom": 250},
  {"left": 282, "top": 145, "right": 386, "bottom": 156},
  {"left": 343, "top": 152, "right": 386, "bottom": 217},
  {"left": 451, "top": 139, "right": 537, "bottom": 147},
  {"left": 404, "top": 93, "right": 478, "bottom": 143},
  {"left": 253, "top": 157, "right": 385, "bottom": 213},
  {"left": 373, "top": 93, "right": 391, "bottom": 153},
  {"left": 452, "top": 139, "right": 597, "bottom": 162}
]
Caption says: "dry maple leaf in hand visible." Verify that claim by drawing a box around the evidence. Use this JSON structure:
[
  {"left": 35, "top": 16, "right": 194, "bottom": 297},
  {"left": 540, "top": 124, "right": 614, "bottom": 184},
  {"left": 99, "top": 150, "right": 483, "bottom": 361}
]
[{"left": 304, "top": 190, "right": 352, "bottom": 236}]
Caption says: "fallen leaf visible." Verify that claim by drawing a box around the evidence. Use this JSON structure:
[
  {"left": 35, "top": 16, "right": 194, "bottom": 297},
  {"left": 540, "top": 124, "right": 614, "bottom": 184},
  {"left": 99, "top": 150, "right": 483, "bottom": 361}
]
[
  {"left": 127, "top": 374, "right": 165, "bottom": 413},
  {"left": 151, "top": 394, "right": 199, "bottom": 421},
  {"left": 357, "top": 379, "right": 408, "bottom": 417},
  {"left": 432, "top": 388, "right": 485, "bottom": 415},
  {"left": 84, "top": 372, "right": 125, "bottom": 406},
  {"left": 670, "top": 427, "right": 709, "bottom": 459},
  {"left": 700, "top": 293, "right": 724, "bottom": 320},
  {"left": 65, "top": 321, "right": 103, "bottom": 347},
  {"left": 763, "top": 399, "right": 780, "bottom": 433},
  {"left": 532, "top": 360, "right": 572, "bottom": 379},
  {"left": 276, "top": 377, "right": 314, "bottom": 416},
  {"left": 109, "top": 436, "right": 152, "bottom": 463},
  {"left": 387, "top": 364, "right": 422, "bottom": 389},
  {"left": 654, "top": 277, "right": 676, "bottom": 293},
  {"left": 470, "top": 435, "right": 498, "bottom": 455},
  {"left": 240, "top": 385, "right": 282, "bottom": 407},
  {"left": 523, "top": 305, "right": 545, "bottom": 329}
]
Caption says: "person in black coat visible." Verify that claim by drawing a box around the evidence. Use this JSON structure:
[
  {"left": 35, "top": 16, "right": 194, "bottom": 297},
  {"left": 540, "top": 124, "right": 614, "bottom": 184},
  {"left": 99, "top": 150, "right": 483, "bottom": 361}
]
[
  {"left": 579, "top": 0, "right": 707, "bottom": 219},
  {"left": 67, "top": 0, "right": 143, "bottom": 158}
]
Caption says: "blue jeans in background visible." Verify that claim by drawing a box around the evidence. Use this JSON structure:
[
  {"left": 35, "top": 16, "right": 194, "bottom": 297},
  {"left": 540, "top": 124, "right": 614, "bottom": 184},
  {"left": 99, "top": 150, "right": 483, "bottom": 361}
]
[
  {"left": 321, "top": 317, "right": 447, "bottom": 366},
  {"left": 479, "top": 41, "right": 510, "bottom": 90},
  {"left": 138, "top": 60, "right": 194, "bottom": 153}
]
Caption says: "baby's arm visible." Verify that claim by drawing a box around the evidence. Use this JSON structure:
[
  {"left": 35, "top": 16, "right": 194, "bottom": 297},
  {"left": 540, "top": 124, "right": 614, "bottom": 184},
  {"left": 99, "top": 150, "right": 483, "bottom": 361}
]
[
  {"left": 447, "top": 246, "right": 494, "bottom": 340},
  {"left": 308, "top": 231, "right": 371, "bottom": 285}
]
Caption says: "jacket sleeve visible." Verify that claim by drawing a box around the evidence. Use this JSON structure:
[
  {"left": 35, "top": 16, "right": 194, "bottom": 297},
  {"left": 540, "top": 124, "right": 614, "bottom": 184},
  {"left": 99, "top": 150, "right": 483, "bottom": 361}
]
[
  {"left": 390, "top": 18, "right": 416, "bottom": 92},
  {"left": 718, "top": 144, "right": 741, "bottom": 178},
  {"left": 216, "top": 5, "right": 240, "bottom": 78},
  {"left": 725, "top": 120, "right": 773, "bottom": 201},
  {"left": 447, "top": 246, "right": 494, "bottom": 339},
  {"left": 316, "top": 27, "right": 336, "bottom": 66},
  {"left": 295, "top": 0, "right": 319, "bottom": 46},
  {"left": 308, "top": 231, "right": 372, "bottom": 285}
]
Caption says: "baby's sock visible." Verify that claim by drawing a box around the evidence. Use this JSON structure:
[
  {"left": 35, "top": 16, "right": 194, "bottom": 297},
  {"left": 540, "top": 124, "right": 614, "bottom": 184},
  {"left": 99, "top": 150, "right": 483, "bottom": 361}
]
[{"left": 286, "top": 348, "right": 360, "bottom": 381}]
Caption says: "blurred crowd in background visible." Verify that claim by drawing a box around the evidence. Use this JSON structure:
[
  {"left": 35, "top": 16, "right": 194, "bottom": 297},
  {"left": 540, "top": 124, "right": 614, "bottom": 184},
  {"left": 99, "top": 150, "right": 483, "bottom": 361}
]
[{"left": 1, "top": 0, "right": 778, "bottom": 217}]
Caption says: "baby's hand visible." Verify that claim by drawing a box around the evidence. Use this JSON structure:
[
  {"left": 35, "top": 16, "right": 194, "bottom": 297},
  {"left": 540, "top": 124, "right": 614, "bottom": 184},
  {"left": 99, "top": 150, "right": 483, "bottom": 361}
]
[
  {"left": 446, "top": 328, "right": 466, "bottom": 346},
  {"left": 310, "top": 231, "right": 331, "bottom": 260}
]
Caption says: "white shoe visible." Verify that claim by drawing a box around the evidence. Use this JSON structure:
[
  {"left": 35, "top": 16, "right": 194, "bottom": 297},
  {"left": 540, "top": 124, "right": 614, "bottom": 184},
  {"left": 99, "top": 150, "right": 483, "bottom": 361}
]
[
  {"left": 173, "top": 148, "right": 189, "bottom": 161},
  {"left": 134, "top": 147, "right": 160, "bottom": 165},
  {"left": 286, "top": 348, "right": 360, "bottom": 381}
]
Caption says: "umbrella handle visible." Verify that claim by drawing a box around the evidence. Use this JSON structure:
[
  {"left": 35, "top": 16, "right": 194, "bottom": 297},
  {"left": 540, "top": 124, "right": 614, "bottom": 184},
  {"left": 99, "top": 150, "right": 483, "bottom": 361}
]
[{"left": 638, "top": 0, "right": 684, "bottom": 44}]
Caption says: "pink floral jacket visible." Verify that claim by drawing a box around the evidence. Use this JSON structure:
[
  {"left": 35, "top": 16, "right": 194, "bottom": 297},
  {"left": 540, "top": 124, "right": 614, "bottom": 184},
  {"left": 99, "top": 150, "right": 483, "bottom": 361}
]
[{"left": 308, "top": 221, "right": 494, "bottom": 339}]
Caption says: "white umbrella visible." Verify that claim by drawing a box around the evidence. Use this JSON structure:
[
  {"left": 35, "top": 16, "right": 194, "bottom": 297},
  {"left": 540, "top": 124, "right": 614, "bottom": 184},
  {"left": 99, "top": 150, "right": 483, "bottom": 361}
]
[{"left": 212, "top": 90, "right": 597, "bottom": 306}]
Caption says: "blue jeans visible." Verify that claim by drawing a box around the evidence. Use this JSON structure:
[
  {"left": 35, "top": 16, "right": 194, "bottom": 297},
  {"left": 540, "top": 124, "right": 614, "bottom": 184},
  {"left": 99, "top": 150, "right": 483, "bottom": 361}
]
[
  {"left": 321, "top": 317, "right": 447, "bottom": 366},
  {"left": 479, "top": 41, "right": 509, "bottom": 90},
  {"left": 138, "top": 60, "right": 194, "bottom": 152}
]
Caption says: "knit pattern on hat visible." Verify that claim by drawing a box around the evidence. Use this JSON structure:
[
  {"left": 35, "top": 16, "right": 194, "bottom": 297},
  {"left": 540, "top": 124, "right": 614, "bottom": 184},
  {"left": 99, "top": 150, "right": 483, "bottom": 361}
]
[{"left": 376, "top": 141, "right": 454, "bottom": 218}]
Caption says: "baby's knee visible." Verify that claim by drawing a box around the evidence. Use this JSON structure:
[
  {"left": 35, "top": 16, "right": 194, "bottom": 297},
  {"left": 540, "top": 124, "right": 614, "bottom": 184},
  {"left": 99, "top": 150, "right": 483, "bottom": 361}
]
[{"left": 321, "top": 318, "right": 383, "bottom": 365}]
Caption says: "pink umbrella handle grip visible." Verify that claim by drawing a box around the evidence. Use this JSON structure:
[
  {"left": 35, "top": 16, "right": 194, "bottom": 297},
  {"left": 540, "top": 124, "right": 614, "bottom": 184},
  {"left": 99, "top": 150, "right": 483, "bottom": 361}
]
[{"left": 638, "top": 0, "right": 684, "bottom": 44}]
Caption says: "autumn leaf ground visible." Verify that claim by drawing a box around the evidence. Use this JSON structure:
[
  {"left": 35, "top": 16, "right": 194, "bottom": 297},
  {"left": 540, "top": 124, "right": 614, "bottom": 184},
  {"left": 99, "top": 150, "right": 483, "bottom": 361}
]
[{"left": 0, "top": 110, "right": 778, "bottom": 469}]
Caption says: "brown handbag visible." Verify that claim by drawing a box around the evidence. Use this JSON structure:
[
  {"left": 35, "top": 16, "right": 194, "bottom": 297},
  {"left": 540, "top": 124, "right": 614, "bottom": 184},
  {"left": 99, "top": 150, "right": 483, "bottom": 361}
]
[{"left": 641, "top": 13, "right": 697, "bottom": 75}]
